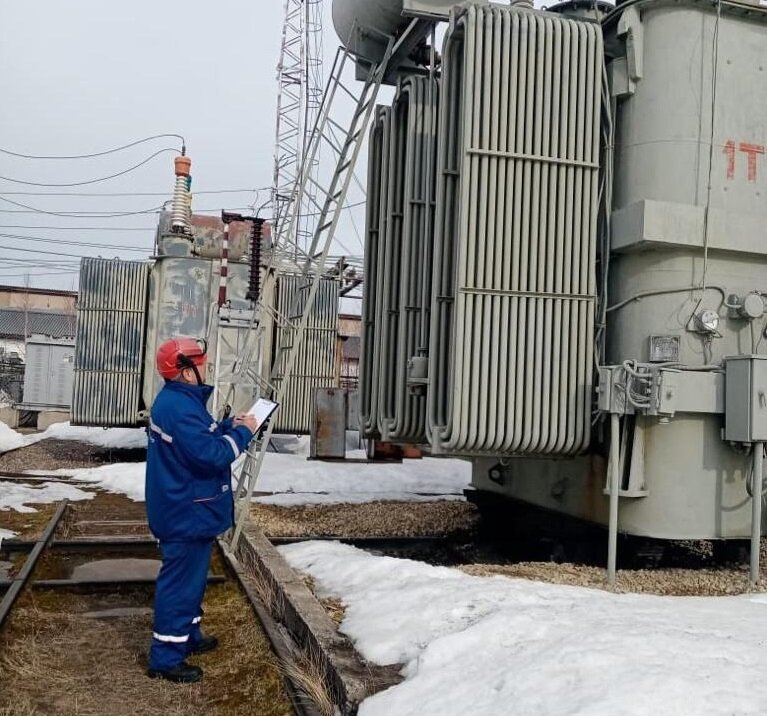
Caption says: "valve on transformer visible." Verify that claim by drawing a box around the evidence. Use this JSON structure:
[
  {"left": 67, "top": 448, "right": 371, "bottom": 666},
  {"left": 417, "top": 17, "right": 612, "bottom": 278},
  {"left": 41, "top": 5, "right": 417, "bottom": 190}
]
[{"left": 171, "top": 154, "right": 192, "bottom": 234}]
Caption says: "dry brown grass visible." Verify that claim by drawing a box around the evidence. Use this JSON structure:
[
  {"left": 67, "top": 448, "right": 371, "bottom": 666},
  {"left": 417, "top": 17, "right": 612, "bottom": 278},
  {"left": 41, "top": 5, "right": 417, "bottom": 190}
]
[
  {"left": 251, "top": 500, "right": 478, "bottom": 539},
  {"left": 0, "top": 503, "right": 57, "bottom": 541},
  {"left": 0, "top": 584, "right": 293, "bottom": 716},
  {"left": 280, "top": 644, "right": 335, "bottom": 716},
  {"left": 302, "top": 575, "right": 346, "bottom": 627},
  {"left": 234, "top": 551, "right": 338, "bottom": 715}
]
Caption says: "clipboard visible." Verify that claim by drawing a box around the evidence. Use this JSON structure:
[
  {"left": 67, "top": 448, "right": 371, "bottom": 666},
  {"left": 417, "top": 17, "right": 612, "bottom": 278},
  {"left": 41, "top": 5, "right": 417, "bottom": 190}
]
[{"left": 247, "top": 398, "right": 280, "bottom": 426}]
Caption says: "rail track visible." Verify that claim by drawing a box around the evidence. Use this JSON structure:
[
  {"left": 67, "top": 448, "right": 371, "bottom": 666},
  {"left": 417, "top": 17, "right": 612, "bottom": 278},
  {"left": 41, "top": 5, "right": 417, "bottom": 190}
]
[{"left": 0, "top": 500, "right": 326, "bottom": 716}]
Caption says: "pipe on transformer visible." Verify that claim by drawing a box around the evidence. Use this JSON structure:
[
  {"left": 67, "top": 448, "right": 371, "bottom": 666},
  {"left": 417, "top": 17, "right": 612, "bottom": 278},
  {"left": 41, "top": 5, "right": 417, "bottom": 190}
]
[{"left": 751, "top": 443, "right": 763, "bottom": 585}]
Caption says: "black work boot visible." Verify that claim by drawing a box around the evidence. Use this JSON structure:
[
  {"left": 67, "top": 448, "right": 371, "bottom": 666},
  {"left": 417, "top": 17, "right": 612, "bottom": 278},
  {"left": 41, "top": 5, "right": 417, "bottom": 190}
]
[
  {"left": 147, "top": 661, "right": 203, "bottom": 683},
  {"left": 188, "top": 634, "right": 219, "bottom": 655}
]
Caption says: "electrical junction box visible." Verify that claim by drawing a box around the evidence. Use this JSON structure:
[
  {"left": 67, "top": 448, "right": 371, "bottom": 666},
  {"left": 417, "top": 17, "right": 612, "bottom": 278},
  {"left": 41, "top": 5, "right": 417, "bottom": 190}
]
[{"left": 724, "top": 356, "right": 767, "bottom": 442}]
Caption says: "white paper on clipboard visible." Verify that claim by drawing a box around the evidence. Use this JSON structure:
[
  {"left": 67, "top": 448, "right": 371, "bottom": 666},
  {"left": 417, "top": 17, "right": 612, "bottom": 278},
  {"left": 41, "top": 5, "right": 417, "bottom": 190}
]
[{"left": 247, "top": 398, "right": 279, "bottom": 425}]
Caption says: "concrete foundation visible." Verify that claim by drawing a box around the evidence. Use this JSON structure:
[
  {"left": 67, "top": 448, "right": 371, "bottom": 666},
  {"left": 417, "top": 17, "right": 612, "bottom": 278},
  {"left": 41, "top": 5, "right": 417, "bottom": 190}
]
[
  {"left": 0, "top": 407, "right": 19, "bottom": 429},
  {"left": 36, "top": 410, "right": 70, "bottom": 431}
]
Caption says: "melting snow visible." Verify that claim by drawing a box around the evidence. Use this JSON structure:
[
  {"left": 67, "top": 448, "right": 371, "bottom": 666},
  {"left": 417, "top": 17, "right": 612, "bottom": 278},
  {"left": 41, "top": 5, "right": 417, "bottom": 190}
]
[
  {"left": 281, "top": 540, "right": 767, "bottom": 716},
  {"left": 0, "top": 421, "right": 147, "bottom": 455}
]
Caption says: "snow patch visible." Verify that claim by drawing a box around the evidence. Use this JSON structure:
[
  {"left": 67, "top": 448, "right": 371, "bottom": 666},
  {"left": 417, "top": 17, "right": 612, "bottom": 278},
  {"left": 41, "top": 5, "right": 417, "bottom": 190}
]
[
  {"left": 40, "top": 463, "right": 146, "bottom": 502},
  {"left": 35, "top": 422, "right": 147, "bottom": 450},
  {"left": 0, "top": 481, "right": 95, "bottom": 513},
  {"left": 0, "top": 421, "right": 147, "bottom": 454},
  {"left": 0, "top": 528, "right": 16, "bottom": 546},
  {"left": 280, "top": 540, "right": 767, "bottom": 716},
  {"left": 0, "top": 421, "right": 27, "bottom": 453}
]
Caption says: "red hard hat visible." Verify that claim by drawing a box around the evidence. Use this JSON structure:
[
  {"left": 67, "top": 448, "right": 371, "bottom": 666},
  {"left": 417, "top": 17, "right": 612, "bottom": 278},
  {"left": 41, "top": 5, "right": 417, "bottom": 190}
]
[{"left": 156, "top": 336, "right": 207, "bottom": 380}]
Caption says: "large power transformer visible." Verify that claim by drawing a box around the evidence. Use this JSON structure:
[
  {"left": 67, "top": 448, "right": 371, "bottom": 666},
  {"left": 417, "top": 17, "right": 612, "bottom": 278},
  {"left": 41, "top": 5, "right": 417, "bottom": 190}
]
[
  {"left": 352, "top": 0, "right": 767, "bottom": 554},
  {"left": 71, "top": 212, "right": 339, "bottom": 434}
]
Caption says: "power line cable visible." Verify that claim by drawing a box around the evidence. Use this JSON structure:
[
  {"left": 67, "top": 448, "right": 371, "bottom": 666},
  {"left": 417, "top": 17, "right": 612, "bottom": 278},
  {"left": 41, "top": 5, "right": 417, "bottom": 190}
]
[
  {"left": 0, "top": 134, "right": 185, "bottom": 160},
  {"left": 0, "top": 224, "right": 156, "bottom": 231},
  {"left": 0, "top": 201, "right": 260, "bottom": 217},
  {"left": 1, "top": 244, "right": 124, "bottom": 259},
  {"left": 0, "top": 232, "right": 152, "bottom": 252},
  {"left": 0, "top": 196, "right": 165, "bottom": 218},
  {"left": 0, "top": 188, "right": 267, "bottom": 197},
  {"left": 0, "top": 269, "right": 79, "bottom": 277},
  {"left": 0, "top": 147, "right": 179, "bottom": 187}
]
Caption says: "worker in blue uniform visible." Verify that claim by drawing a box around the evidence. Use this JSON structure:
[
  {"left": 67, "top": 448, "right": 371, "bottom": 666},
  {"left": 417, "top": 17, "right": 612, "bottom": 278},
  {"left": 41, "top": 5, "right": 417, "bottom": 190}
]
[{"left": 145, "top": 336, "right": 259, "bottom": 683}]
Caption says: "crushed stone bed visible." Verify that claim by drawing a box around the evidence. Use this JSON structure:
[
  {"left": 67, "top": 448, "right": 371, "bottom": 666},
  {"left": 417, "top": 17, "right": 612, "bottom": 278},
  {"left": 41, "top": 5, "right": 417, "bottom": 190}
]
[
  {"left": 251, "top": 500, "right": 479, "bottom": 539},
  {"left": 0, "top": 438, "right": 146, "bottom": 472},
  {"left": 459, "top": 560, "right": 767, "bottom": 596}
]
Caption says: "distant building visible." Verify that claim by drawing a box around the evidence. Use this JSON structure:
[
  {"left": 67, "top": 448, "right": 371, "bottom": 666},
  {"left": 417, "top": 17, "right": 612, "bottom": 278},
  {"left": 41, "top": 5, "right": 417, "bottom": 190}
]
[
  {"left": 0, "top": 285, "right": 77, "bottom": 312},
  {"left": 0, "top": 307, "right": 76, "bottom": 362},
  {"left": 338, "top": 314, "right": 361, "bottom": 389}
]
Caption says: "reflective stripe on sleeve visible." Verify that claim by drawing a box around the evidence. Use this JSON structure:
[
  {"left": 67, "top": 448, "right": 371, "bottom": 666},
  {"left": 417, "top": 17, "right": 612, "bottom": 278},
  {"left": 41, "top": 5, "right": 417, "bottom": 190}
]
[
  {"left": 152, "top": 632, "right": 189, "bottom": 643},
  {"left": 149, "top": 421, "right": 173, "bottom": 444},
  {"left": 192, "top": 616, "right": 202, "bottom": 624},
  {"left": 223, "top": 434, "right": 240, "bottom": 459}
]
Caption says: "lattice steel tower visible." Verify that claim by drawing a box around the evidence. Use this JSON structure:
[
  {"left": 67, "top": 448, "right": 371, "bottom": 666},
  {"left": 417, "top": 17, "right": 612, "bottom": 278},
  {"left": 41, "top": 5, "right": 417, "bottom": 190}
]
[{"left": 271, "top": 0, "right": 323, "bottom": 257}]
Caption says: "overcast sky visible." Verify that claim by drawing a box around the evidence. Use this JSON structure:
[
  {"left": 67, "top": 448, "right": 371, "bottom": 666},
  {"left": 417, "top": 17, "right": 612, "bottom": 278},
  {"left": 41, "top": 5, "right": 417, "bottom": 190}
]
[{"left": 0, "top": 1, "right": 355, "bottom": 291}]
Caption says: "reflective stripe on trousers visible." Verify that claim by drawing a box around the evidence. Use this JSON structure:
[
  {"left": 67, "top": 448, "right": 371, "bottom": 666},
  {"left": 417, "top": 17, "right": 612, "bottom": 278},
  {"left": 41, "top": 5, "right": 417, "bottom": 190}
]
[{"left": 148, "top": 539, "right": 213, "bottom": 671}]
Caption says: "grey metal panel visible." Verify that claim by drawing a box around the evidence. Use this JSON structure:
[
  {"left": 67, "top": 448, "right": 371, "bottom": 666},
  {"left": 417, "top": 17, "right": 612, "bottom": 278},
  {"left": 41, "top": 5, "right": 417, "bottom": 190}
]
[
  {"left": 310, "top": 387, "right": 347, "bottom": 459},
  {"left": 272, "top": 274, "right": 339, "bottom": 434},
  {"left": 725, "top": 356, "right": 767, "bottom": 443},
  {"left": 346, "top": 388, "right": 360, "bottom": 431},
  {"left": 72, "top": 258, "right": 149, "bottom": 426},
  {"left": 427, "top": 5, "right": 602, "bottom": 457},
  {"left": 22, "top": 337, "right": 75, "bottom": 409}
]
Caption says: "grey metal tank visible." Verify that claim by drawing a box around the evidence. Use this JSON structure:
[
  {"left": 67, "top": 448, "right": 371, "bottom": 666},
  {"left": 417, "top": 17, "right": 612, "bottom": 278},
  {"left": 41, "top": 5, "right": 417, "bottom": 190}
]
[
  {"left": 332, "top": 0, "right": 461, "bottom": 68},
  {"left": 332, "top": 0, "right": 409, "bottom": 63},
  {"left": 475, "top": 0, "right": 767, "bottom": 540}
]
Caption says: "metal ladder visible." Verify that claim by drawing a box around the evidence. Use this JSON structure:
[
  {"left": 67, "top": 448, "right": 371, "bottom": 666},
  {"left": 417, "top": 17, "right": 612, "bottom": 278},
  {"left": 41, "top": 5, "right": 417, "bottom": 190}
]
[{"left": 225, "top": 26, "right": 421, "bottom": 550}]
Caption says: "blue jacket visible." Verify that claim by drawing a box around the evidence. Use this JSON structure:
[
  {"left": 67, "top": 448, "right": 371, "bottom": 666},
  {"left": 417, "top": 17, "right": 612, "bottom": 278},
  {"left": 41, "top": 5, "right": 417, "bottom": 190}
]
[{"left": 145, "top": 381, "right": 254, "bottom": 541}]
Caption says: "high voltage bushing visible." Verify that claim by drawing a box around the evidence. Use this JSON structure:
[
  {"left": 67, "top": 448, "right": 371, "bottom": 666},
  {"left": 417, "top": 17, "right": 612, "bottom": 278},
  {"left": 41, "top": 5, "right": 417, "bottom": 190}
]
[{"left": 247, "top": 218, "right": 264, "bottom": 303}]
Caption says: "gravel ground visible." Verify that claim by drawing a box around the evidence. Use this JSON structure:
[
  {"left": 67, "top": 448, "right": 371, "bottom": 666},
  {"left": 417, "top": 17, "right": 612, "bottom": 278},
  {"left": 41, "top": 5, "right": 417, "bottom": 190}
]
[
  {"left": 459, "top": 560, "right": 767, "bottom": 596},
  {"left": 0, "top": 439, "right": 146, "bottom": 472},
  {"left": 251, "top": 500, "right": 479, "bottom": 538}
]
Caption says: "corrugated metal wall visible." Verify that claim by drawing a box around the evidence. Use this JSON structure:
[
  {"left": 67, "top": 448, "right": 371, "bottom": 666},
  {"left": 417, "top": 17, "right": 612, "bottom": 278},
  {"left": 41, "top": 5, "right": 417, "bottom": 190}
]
[
  {"left": 72, "top": 258, "right": 149, "bottom": 426},
  {"left": 427, "top": 6, "right": 602, "bottom": 456},
  {"left": 272, "top": 274, "right": 339, "bottom": 433}
]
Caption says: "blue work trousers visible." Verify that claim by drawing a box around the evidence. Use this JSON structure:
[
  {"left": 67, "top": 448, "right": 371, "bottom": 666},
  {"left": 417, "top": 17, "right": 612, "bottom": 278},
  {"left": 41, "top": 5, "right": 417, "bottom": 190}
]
[{"left": 149, "top": 539, "right": 214, "bottom": 671}]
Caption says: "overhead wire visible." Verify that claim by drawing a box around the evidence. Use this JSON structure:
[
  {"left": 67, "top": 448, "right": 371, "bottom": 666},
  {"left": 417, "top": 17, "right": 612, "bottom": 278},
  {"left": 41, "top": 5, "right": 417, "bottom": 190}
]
[
  {"left": 0, "top": 269, "right": 79, "bottom": 277},
  {"left": 0, "top": 232, "right": 152, "bottom": 252},
  {"left": 0, "top": 201, "right": 262, "bottom": 217},
  {"left": 0, "top": 244, "right": 124, "bottom": 259},
  {"left": 0, "top": 224, "right": 156, "bottom": 231},
  {"left": 0, "top": 147, "right": 179, "bottom": 187},
  {"left": 0, "top": 196, "right": 166, "bottom": 217},
  {"left": 0, "top": 134, "right": 185, "bottom": 160},
  {"left": 0, "top": 188, "right": 267, "bottom": 197}
]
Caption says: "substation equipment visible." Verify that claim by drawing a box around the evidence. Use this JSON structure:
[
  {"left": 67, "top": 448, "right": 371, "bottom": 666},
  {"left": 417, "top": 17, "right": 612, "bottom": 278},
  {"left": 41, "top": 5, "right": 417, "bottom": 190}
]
[
  {"left": 70, "top": 156, "right": 340, "bottom": 436},
  {"left": 351, "top": 0, "right": 767, "bottom": 580}
]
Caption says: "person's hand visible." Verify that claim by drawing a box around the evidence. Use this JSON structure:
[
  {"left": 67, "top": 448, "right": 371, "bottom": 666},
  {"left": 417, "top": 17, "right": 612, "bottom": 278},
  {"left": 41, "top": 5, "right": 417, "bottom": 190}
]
[{"left": 233, "top": 414, "right": 260, "bottom": 435}]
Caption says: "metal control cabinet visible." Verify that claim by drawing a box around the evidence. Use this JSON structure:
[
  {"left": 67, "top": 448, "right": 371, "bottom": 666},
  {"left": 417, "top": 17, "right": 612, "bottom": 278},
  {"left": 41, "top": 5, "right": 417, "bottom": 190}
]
[{"left": 725, "top": 356, "right": 767, "bottom": 443}]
